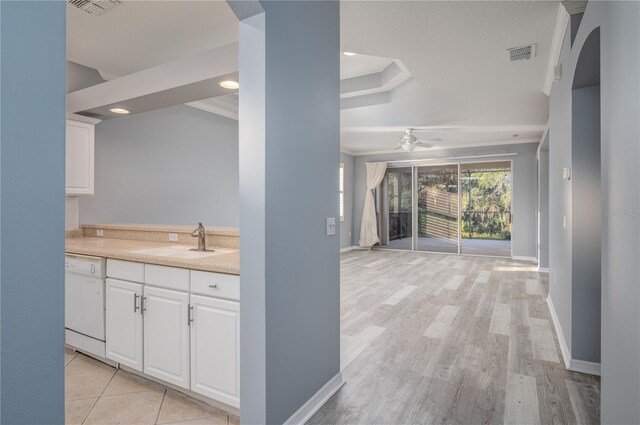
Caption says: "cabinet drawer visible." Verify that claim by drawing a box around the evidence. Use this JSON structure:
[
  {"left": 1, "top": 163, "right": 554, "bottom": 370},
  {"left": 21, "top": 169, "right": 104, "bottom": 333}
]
[
  {"left": 145, "top": 264, "right": 189, "bottom": 292},
  {"left": 190, "top": 271, "right": 239, "bottom": 301},
  {"left": 107, "top": 259, "right": 144, "bottom": 282}
]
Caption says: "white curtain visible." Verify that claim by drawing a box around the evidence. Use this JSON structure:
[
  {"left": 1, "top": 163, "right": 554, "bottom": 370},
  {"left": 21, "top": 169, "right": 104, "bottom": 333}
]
[{"left": 359, "top": 162, "right": 387, "bottom": 247}]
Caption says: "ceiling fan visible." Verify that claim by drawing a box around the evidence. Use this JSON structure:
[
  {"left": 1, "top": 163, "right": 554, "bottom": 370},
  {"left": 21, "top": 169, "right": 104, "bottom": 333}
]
[{"left": 395, "top": 128, "right": 442, "bottom": 152}]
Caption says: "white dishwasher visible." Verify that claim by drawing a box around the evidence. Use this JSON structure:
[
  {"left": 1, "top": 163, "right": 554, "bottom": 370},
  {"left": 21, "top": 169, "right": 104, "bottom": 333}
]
[{"left": 65, "top": 254, "right": 107, "bottom": 358}]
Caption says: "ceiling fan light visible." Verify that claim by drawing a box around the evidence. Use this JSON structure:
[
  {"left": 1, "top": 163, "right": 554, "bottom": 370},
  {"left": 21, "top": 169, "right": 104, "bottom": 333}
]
[{"left": 401, "top": 143, "right": 416, "bottom": 152}]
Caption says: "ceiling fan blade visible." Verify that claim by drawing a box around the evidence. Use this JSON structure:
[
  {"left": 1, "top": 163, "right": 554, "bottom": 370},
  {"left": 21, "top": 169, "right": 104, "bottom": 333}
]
[
  {"left": 394, "top": 145, "right": 403, "bottom": 150},
  {"left": 414, "top": 141, "right": 433, "bottom": 148},
  {"left": 417, "top": 138, "right": 442, "bottom": 142}
]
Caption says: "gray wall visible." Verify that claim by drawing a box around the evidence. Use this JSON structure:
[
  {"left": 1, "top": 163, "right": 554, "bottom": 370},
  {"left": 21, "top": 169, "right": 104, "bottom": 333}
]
[
  {"left": 1, "top": 2, "right": 66, "bottom": 423},
  {"left": 262, "top": 3, "right": 340, "bottom": 422},
  {"left": 352, "top": 143, "right": 538, "bottom": 258},
  {"left": 79, "top": 105, "right": 239, "bottom": 227},
  {"left": 537, "top": 134, "right": 549, "bottom": 269},
  {"left": 571, "top": 85, "right": 601, "bottom": 363},
  {"left": 237, "top": 2, "right": 340, "bottom": 424},
  {"left": 340, "top": 152, "right": 355, "bottom": 248},
  {"left": 547, "top": 2, "right": 640, "bottom": 423},
  {"left": 548, "top": 18, "right": 573, "bottom": 357},
  {"left": 237, "top": 12, "right": 266, "bottom": 423}
]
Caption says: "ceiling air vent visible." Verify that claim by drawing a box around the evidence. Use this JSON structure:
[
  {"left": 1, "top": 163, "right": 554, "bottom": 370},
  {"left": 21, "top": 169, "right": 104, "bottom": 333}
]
[
  {"left": 68, "top": 0, "right": 120, "bottom": 16},
  {"left": 507, "top": 44, "right": 536, "bottom": 62}
]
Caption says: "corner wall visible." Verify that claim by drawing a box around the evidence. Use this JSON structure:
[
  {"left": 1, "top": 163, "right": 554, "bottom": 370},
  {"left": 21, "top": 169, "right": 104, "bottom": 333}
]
[
  {"left": 547, "top": 2, "right": 640, "bottom": 423},
  {"left": 1, "top": 2, "right": 67, "bottom": 423},
  {"left": 263, "top": 4, "right": 340, "bottom": 422},
  {"left": 537, "top": 135, "right": 550, "bottom": 270},
  {"left": 236, "top": 2, "right": 341, "bottom": 423},
  {"left": 352, "top": 143, "right": 538, "bottom": 258}
]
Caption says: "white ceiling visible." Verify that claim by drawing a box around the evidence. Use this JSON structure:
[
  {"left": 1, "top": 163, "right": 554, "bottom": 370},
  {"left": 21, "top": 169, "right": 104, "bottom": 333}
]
[
  {"left": 68, "top": 0, "right": 558, "bottom": 155},
  {"left": 67, "top": 0, "right": 238, "bottom": 77},
  {"left": 341, "top": 126, "right": 543, "bottom": 155},
  {"left": 340, "top": 54, "right": 394, "bottom": 80},
  {"left": 340, "top": 1, "right": 559, "bottom": 154}
]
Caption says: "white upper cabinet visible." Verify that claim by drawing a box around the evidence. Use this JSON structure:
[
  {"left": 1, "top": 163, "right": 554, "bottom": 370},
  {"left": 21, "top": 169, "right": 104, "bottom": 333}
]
[{"left": 66, "top": 115, "right": 99, "bottom": 196}]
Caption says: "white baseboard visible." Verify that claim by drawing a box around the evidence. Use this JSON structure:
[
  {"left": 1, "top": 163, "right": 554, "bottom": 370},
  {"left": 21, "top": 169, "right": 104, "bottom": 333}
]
[
  {"left": 569, "top": 359, "right": 601, "bottom": 376},
  {"left": 546, "top": 296, "right": 601, "bottom": 376},
  {"left": 284, "top": 372, "right": 345, "bottom": 425},
  {"left": 340, "top": 246, "right": 358, "bottom": 253},
  {"left": 546, "top": 295, "right": 572, "bottom": 369},
  {"left": 537, "top": 266, "right": 549, "bottom": 273},
  {"left": 512, "top": 255, "right": 538, "bottom": 263}
]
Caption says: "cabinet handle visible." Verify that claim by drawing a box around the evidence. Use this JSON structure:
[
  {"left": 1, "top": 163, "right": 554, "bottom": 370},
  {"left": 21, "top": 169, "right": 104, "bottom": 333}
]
[
  {"left": 133, "top": 293, "right": 139, "bottom": 312},
  {"left": 188, "top": 305, "right": 194, "bottom": 326},
  {"left": 209, "top": 284, "right": 218, "bottom": 289},
  {"left": 140, "top": 296, "right": 146, "bottom": 315}
]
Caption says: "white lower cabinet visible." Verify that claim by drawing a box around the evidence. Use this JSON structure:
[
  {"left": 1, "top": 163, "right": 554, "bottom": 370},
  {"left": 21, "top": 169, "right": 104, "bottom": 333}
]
[
  {"left": 105, "top": 278, "right": 143, "bottom": 371},
  {"left": 143, "top": 286, "right": 190, "bottom": 389},
  {"left": 190, "top": 294, "right": 240, "bottom": 408},
  {"left": 104, "top": 261, "right": 240, "bottom": 409}
]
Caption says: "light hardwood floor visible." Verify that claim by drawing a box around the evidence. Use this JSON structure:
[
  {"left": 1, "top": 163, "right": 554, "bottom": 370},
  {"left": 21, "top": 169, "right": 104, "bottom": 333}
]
[{"left": 309, "top": 250, "right": 600, "bottom": 425}]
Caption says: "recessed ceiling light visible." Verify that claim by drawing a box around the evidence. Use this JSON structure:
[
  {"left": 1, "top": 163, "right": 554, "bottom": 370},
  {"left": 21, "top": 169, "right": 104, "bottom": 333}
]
[
  {"left": 110, "top": 108, "right": 130, "bottom": 115},
  {"left": 219, "top": 80, "right": 239, "bottom": 90},
  {"left": 343, "top": 52, "right": 357, "bottom": 56}
]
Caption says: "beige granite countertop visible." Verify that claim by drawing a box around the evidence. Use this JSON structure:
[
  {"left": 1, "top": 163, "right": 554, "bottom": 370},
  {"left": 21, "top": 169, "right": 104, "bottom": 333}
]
[
  {"left": 66, "top": 237, "right": 240, "bottom": 275},
  {"left": 81, "top": 223, "right": 239, "bottom": 237}
]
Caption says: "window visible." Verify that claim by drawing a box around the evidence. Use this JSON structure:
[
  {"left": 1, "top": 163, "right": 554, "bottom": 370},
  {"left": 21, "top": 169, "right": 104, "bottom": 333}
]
[{"left": 339, "top": 163, "right": 345, "bottom": 222}]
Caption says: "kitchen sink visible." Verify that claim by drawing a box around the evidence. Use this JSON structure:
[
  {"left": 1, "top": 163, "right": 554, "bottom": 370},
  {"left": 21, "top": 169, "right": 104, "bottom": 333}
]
[{"left": 129, "top": 245, "right": 236, "bottom": 259}]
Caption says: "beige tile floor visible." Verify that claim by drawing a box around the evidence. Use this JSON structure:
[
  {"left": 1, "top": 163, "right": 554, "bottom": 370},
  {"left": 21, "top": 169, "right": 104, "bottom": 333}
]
[{"left": 65, "top": 349, "right": 239, "bottom": 425}]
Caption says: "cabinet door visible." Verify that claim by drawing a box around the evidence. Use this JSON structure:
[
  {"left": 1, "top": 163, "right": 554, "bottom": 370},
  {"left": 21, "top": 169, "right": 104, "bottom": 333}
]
[
  {"left": 143, "top": 286, "right": 190, "bottom": 389},
  {"left": 105, "top": 278, "right": 143, "bottom": 371},
  {"left": 66, "top": 120, "right": 94, "bottom": 195},
  {"left": 190, "top": 294, "right": 240, "bottom": 408}
]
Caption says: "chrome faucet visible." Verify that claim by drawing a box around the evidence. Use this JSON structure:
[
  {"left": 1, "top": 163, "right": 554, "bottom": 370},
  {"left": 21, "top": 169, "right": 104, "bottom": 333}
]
[{"left": 191, "top": 223, "right": 206, "bottom": 251}]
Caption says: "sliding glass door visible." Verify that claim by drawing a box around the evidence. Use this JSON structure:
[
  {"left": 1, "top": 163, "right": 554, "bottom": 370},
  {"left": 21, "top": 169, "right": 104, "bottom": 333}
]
[
  {"left": 384, "top": 167, "right": 413, "bottom": 250},
  {"left": 416, "top": 165, "right": 459, "bottom": 254},
  {"left": 381, "top": 160, "right": 512, "bottom": 258},
  {"left": 460, "top": 162, "right": 512, "bottom": 257}
]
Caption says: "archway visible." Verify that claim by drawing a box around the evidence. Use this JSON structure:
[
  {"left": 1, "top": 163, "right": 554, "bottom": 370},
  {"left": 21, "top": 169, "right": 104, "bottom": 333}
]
[{"left": 570, "top": 27, "right": 601, "bottom": 365}]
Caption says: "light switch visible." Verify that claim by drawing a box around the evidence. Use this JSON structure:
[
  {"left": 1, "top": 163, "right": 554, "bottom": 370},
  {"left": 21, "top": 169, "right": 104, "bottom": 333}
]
[
  {"left": 169, "top": 233, "right": 179, "bottom": 241},
  {"left": 563, "top": 215, "right": 567, "bottom": 230},
  {"left": 562, "top": 167, "right": 572, "bottom": 180},
  {"left": 326, "top": 217, "right": 336, "bottom": 236},
  {"left": 96, "top": 229, "right": 104, "bottom": 237}
]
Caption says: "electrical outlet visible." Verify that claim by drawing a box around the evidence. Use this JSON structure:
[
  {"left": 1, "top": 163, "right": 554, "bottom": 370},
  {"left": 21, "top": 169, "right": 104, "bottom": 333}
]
[
  {"left": 326, "top": 217, "right": 336, "bottom": 236},
  {"left": 96, "top": 229, "right": 104, "bottom": 237},
  {"left": 169, "top": 233, "right": 179, "bottom": 242}
]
